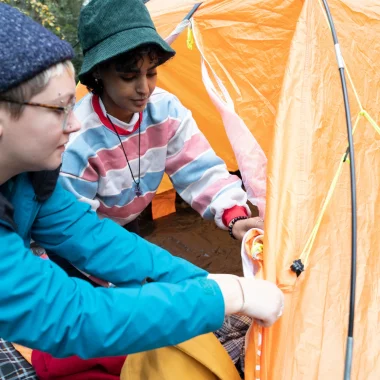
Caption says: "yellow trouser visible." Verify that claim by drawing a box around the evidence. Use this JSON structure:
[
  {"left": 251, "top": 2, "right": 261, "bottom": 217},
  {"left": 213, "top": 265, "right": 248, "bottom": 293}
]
[{"left": 121, "top": 333, "right": 241, "bottom": 380}]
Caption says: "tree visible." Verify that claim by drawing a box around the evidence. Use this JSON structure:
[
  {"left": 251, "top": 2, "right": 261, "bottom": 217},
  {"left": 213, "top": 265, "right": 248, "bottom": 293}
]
[
  {"left": 48, "top": 0, "right": 83, "bottom": 76},
  {"left": 3, "top": 0, "right": 62, "bottom": 35},
  {"left": 3, "top": 0, "right": 83, "bottom": 78}
]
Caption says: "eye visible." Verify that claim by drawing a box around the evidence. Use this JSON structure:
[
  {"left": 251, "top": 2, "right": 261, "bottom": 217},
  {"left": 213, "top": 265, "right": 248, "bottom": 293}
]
[
  {"left": 120, "top": 75, "right": 136, "bottom": 82},
  {"left": 147, "top": 71, "right": 157, "bottom": 78}
]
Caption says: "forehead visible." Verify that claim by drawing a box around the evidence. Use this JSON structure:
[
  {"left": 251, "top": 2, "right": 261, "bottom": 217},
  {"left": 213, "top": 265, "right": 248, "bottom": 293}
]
[{"left": 33, "top": 67, "right": 76, "bottom": 102}]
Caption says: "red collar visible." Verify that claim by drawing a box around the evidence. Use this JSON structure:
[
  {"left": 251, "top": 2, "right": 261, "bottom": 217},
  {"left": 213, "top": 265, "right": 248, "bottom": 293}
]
[{"left": 92, "top": 95, "right": 142, "bottom": 136}]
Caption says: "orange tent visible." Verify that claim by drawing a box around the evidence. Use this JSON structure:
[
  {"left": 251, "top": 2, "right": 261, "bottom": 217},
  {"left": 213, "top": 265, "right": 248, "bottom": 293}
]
[{"left": 77, "top": 0, "right": 380, "bottom": 378}]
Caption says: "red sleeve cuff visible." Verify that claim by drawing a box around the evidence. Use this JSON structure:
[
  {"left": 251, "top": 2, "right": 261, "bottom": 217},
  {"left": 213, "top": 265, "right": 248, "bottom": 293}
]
[{"left": 222, "top": 205, "right": 248, "bottom": 227}]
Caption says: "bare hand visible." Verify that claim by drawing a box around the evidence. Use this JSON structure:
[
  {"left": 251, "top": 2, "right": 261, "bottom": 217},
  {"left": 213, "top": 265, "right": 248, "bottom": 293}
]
[{"left": 232, "top": 217, "right": 264, "bottom": 241}]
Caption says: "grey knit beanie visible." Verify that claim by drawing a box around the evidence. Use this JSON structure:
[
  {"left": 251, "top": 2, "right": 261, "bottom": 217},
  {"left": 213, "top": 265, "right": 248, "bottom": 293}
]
[{"left": 0, "top": 4, "right": 74, "bottom": 93}]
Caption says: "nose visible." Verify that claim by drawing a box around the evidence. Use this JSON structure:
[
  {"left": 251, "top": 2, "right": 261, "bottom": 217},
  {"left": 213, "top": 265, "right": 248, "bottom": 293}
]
[
  {"left": 64, "top": 112, "right": 81, "bottom": 134},
  {"left": 136, "top": 76, "right": 149, "bottom": 97}
]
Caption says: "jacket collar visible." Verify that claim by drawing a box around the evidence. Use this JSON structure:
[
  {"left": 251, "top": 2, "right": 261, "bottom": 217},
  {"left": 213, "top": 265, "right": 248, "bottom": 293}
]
[
  {"left": 0, "top": 167, "right": 60, "bottom": 230},
  {"left": 0, "top": 192, "right": 17, "bottom": 230},
  {"left": 29, "top": 166, "right": 60, "bottom": 202}
]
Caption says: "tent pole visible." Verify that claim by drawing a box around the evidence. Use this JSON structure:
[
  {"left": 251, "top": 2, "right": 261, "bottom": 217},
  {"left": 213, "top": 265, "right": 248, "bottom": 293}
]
[{"left": 320, "top": 1, "right": 357, "bottom": 379}]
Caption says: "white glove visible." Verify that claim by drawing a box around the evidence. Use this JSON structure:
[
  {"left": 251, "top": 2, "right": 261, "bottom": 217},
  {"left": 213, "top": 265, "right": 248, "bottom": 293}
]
[{"left": 208, "top": 274, "right": 284, "bottom": 328}]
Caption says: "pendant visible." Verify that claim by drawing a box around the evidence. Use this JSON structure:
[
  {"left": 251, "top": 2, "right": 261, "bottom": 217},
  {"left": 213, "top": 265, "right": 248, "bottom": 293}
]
[{"left": 135, "top": 184, "right": 142, "bottom": 197}]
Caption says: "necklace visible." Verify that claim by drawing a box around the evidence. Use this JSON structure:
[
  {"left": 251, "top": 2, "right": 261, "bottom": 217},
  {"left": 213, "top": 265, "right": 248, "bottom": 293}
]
[{"left": 106, "top": 113, "right": 142, "bottom": 197}]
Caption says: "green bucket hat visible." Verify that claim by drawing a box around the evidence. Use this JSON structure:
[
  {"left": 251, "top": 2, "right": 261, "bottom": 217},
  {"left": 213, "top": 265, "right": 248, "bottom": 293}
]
[{"left": 78, "top": 0, "right": 175, "bottom": 83}]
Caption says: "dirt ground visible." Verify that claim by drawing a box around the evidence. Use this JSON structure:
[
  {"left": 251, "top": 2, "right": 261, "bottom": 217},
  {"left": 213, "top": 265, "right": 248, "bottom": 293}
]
[{"left": 139, "top": 202, "right": 246, "bottom": 276}]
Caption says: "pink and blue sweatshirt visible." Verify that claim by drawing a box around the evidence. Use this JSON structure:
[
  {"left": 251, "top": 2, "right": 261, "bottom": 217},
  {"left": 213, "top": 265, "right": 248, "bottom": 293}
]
[{"left": 60, "top": 88, "right": 250, "bottom": 228}]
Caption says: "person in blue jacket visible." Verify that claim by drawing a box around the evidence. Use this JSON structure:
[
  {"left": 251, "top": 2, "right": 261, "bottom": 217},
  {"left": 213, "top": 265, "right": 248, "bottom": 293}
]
[{"left": 0, "top": 2, "right": 283, "bottom": 368}]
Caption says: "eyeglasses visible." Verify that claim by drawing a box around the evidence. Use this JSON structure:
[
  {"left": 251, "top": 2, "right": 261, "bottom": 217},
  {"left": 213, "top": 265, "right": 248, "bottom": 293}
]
[{"left": 0, "top": 98, "right": 76, "bottom": 131}]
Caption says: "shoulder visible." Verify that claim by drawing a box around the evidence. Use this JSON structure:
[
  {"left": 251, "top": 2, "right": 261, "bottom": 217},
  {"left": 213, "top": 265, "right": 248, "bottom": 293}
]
[
  {"left": 74, "top": 93, "right": 95, "bottom": 123},
  {"left": 71, "top": 93, "right": 105, "bottom": 143},
  {"left": 65, "top": 94, "right": 107, "bottom": 159},
  {"left": 145, "top": 87, "right": 190, "bottom": 123}
]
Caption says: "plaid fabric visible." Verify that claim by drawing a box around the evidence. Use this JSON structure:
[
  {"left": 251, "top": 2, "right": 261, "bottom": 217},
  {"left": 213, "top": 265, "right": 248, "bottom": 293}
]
[
  {"left": 214, "top": 314, "right": 252, "bottom": 378},
  {"left": 0, "top": 339, "right": 37, "bottom": 380}
]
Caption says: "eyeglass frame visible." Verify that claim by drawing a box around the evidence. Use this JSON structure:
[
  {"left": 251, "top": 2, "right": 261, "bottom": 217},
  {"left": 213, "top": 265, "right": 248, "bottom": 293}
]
[{"left": 0, "top": 98, "right": 76, "bottom": 131}]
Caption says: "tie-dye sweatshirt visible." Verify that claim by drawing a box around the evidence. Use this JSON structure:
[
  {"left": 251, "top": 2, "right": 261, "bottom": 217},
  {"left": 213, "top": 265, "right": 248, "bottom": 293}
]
[{"left": 60, "top": 88, "right": 250, "bottom": 228}]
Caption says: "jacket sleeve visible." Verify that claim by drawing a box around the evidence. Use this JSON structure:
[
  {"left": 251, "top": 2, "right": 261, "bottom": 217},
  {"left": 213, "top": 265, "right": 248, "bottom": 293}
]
[
  {"left": 0, "top": 193, "right": 225, "bottom": 358},
  {"left": 165, "top": 96, "right": 251, "bottom": 229},
  {"left": 31, "top": 182, "right": 208, "bottom": 287}
]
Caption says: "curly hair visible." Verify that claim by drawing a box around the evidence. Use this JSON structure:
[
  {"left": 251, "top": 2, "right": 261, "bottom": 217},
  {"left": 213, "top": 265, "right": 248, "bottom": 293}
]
[{"left": 82, "top": 44, "right": 174, "bottom": 95}]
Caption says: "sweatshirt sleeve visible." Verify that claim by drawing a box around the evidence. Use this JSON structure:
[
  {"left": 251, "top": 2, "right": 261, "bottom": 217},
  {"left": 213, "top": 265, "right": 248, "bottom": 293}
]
[{"left": 165, "top": 96, "right": 251, "bottom": 228}]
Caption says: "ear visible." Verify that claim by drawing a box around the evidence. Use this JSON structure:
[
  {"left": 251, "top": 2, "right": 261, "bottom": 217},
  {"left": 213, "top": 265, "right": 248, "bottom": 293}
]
[{"left": 93, "top": 68, "right": 101, "bottom": 80}]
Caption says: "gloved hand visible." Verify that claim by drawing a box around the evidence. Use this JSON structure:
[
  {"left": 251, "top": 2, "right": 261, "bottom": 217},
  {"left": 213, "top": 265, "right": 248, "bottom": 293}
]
[{"left": 208, "top": 274, "right": 284, "bottom": 328}]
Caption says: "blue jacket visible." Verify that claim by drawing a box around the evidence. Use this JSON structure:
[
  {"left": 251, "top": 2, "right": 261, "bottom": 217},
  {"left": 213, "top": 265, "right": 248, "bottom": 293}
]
[{"left": 0, "top": 170, "right": 224, "bottom": 358}]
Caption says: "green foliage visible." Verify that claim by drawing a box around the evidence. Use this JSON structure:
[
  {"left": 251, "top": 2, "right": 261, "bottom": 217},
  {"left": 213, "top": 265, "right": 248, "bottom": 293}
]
[{"left": 2, "top": 0, "right": 83, "bottom": 79}]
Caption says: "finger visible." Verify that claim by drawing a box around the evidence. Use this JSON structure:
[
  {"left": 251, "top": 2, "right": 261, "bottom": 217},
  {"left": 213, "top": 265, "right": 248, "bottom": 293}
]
[
  {"left": 232, "top": 217, "right": 264, "bottom": 240},
  {"left": 248, "top": 216, "right": 264, "bottom": 230},
  {"left": 238, "top": 217, "right": 264, "bottom": 232}
]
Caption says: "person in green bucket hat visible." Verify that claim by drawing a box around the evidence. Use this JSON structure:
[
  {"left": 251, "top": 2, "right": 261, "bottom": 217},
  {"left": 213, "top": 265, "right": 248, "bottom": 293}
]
[
  {"left": 47, "top": 0, "right": 274, "bottom": 375},
  {"left": 55, "top": 0, "right": 268, "bottom": 372},
  {"left": 60, "top": 0, "right": 264, "bottom": 257}
]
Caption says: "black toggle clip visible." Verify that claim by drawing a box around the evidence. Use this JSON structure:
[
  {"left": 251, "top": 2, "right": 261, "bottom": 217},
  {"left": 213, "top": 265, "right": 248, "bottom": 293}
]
[{"left": 290, "top": 259, "right": 304, "bottom": 277}]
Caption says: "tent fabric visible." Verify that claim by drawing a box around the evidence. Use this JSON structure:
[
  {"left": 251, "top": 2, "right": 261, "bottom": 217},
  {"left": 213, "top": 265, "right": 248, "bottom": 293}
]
[
  {"left": 255, "top": 1, "right": 380, "bottom": 379},
  {"left": 12, "top": 344, "right": 33, "bottom": 366},
  {"left": 148, "top": 2, "right": 380, "bottom": 379},
  {"left": 76, "top": 0, "right": 380, "bottom": 378},
  {"left": 148, "top": 0, "right": 380, "bottom": 379}
]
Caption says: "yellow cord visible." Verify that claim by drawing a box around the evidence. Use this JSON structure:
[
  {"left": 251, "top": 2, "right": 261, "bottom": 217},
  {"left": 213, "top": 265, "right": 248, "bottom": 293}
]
[
  {"left": 361, "top": 110, "right": 380, "bottom": 135},
  {"left": 297, "top": 2, "right": 380, "bottom": 270},
  {"left": 300, "top": 115, "right": 360, "bottom": 266},
  {"left": 300, "top": 111, "right": 380, "bottom": 267}
]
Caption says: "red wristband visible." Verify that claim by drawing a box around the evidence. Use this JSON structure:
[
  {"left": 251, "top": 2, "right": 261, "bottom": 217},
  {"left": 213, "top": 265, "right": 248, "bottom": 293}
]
[{"left": 222, "top": 205, "right": 248, "bottom": 227}]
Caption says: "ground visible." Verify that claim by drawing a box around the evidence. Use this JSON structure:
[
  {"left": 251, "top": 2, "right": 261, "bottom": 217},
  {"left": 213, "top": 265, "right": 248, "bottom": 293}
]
[{"left": 140, "top": 202, "right": 245, "bottom": 276}]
